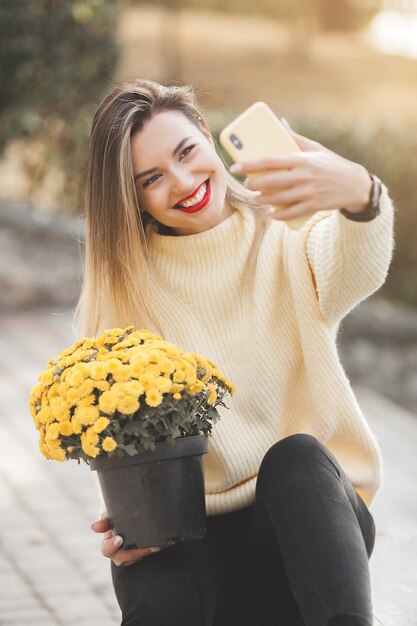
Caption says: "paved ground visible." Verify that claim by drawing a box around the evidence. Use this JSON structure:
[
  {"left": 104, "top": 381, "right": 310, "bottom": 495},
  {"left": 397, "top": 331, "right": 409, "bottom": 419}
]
[{"left": 0, "top": 310, "right": 416, "bottom": 626}]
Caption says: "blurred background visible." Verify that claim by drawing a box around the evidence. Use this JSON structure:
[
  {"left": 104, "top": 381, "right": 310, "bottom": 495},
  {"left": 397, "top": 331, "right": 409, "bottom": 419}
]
[{"left": 1, "top": 2, "right": 417, "bottom": 625}]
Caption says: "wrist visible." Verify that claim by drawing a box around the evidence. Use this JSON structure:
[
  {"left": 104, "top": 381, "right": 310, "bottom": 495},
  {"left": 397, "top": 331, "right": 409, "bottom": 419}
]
[
  {"left": 342, "top": 166, "right": 373, "bottom": 214},
  {"left": 340, "top": 172, "right": 382, "bottom": 223}
]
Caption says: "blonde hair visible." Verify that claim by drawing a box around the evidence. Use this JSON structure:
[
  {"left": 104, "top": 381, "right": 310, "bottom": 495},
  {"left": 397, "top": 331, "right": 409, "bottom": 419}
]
[{"left": 74, "top": 78, "right": 272, "bottom": 338}]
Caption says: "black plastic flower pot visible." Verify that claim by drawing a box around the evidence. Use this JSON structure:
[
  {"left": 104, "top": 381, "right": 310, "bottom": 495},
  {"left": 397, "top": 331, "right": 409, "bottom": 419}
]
[{"left": 89, "top": 434, "right": 208, "bottom": 549}]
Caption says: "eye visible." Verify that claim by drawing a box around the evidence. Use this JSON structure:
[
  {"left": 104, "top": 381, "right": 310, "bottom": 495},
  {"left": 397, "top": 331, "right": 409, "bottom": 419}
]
[
  {"left": 179, "top": 144, "right": 196, "bottom": 160},
  {"left": 142, "top": 173, "right": 161, "bottom": 188}
]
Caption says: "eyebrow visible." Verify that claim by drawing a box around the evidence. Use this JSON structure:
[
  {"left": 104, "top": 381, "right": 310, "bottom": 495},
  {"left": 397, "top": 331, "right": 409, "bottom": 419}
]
[{"left": 133, "top": 136, "right": 192, "bottom": 181}]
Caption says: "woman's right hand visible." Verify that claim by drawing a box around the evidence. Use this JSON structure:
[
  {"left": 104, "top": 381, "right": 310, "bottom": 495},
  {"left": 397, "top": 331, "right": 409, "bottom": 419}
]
[{"left": 91, "top": 515, "right": 174, "bottom": 566}]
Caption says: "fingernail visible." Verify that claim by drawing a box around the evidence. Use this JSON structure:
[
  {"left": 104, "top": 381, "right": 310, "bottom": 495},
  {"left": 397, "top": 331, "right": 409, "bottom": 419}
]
[
  {"left": 114, "top": 535, "right": 123, "bottom": 547},
  {"left": 150, "top": 547, "right": 162, "bottom": 553},
  {"left": 229, "top": 163, "right": 242, "bottom": 174}
]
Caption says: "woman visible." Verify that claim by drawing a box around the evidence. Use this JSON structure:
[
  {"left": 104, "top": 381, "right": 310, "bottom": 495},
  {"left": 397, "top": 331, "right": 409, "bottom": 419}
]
[{"left": 84, "top": 79, "right": 394, "bottom": 626}]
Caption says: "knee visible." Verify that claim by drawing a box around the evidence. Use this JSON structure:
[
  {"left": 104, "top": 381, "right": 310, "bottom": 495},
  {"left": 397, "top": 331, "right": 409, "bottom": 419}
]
[
  {"left": 263, "top": 433, "right": 320, "bottom": 467},
  {"left": 257, "top": 434, "right": 325, "bottom": 485}
]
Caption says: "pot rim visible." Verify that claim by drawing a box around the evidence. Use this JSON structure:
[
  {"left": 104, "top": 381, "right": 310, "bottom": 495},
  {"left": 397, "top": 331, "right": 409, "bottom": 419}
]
[{"left": 89, "top": 434, "right": 208, "bottom": 472}]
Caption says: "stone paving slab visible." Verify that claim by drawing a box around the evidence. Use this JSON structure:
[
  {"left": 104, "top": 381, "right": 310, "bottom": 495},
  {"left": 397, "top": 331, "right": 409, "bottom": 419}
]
[{"left": 0, "top": 310, "right": 416, "bottom": 626}]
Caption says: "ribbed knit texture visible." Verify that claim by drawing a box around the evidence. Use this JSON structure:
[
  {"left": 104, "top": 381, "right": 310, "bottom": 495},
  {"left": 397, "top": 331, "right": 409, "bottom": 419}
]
[{"left": 140, "top": 186, "right": 394, "bottom": 516}]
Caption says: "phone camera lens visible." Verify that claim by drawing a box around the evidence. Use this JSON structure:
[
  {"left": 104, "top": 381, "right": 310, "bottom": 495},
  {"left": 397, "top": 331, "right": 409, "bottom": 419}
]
[{"left": 229, "top": 134, "right": 243, "bottom": 150}]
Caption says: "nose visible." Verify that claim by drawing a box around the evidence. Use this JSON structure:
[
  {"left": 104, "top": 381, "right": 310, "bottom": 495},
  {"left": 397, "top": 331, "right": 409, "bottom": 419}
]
[{"left": 170, "top": 167, "right": 195, "bottom": 198}]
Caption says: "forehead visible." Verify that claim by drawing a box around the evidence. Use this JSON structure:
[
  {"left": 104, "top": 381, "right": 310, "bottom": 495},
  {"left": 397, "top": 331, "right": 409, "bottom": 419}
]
[{"left": 130, "top": 110, "right": 197, "bottom": 166}]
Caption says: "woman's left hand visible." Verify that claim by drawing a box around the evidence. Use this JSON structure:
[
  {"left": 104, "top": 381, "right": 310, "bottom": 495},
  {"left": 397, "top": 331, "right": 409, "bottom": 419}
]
[{"left": 230, "top": 121, "right": 372, "bottom": 223}]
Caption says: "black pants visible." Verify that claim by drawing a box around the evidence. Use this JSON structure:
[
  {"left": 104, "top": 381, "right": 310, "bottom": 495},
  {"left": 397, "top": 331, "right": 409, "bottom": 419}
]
[{"left": 111, "top": 434, "right": 376, "bottom": 626}]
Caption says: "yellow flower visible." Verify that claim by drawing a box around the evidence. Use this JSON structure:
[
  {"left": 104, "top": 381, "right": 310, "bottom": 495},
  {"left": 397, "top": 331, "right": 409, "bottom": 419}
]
[
  {"left": 65, "top": 386, "right": 82, "bottom": 405},
  {"left": 173, "top": 370, "right": 186, "bottom": 383},
  {"left": 139, "top": 373, "right": 157, "bottom": 391},
  {"left": 145, "top": 363, "right": 161, "bottom": 378},
  {"left": 92, "top": 379, "right": 110, "bottom": 393},
  {"left": 58, "top": 382, "right": 70, "bottom": 400},
  {"left": 98, "top": 390, "right": 119, "bottom": 414},
  {"left": 45, "top": 423, "right": 60, "bottom": 441},
  {"left": 207, "top": 384, "right": 217, "bottom": 406},
  {"left": 30, "top": 384, "right": 42, "bottom": 407},
  {"left": 155, "top": 376, "right": 172, "bottom": 393},
  {"left": 68, "top": 364, "right": 89, "bottom": 387},
  {"left": 78, "top": 379, "right": 96, "bottom": 399},
  {"left": 93, "top": 417, "right": 110, "bottom": 433},
  {"left": 81, "top": 429, "right": 99, "bottom": 458},
  {"left": 158, "top": 358, "right": 175, "bottom": 375},
  {"left": 173, "top": 392, "right": 182, "bottom": 400},
  {"left": 112, "top": 365, "right": 132, "bottom": 383},
  {"left": 39, "top": 369, "right": 54, "bottom": 386},
  {"left": 183, "top": 353, "right": 197, "bottom": 367},
  {"left": 225, "top": 380, "right": 236, "bottom": 396},
  {"left": 145, "top": 389, "right": 163, "bottom": 407},
  {"left": 125, "top": 380, "right": 144, "bottom": 397},
  {"left": 118, "top": 396, "right": 140, "bottom": 415},
  {"left": 102, "top": 436, "right": 117, "bottom": 452},
  {"left": 59, "top": 420, "right": 73, "bottom": 436},
  {"left": 131, "top": 361, "right": 146, "bottom": 377},
  {"left": 171, "top": 383, "right": 185, "bottom": 393},
  {"left": 130, "top": 351, "right": 149, "bottom": 366},
  {"left": 89, "top": 362, "right": 107, "bottom": 381},
  {"left": 49, "top": 397, "right": 70, "bottom": 422},
  {"left": 103, "top": 358, "right": 123, "bottom": 375},
  {"left": 47, "top": 444, "right": 66, "bottom": 462},
  {"left": 73, "top": 405, "right": 100, "bottom": 426},
  {"left": 147, "top": 348, "right": 165, "bottom": 363},
  {"left": 60, "top": 368, "right": 71, "bottom": 382},
  {"left": 200, "top": 366, "right": 213, "bottom": 383},
  {"left": 71, "top": 418, "right": 82, "bottom": 434},
  {"left": 76, "top": 394, "right": 96, "bottom": 408},
  {"left": 188, "top": 380, "right": 205, "bottom": 395},
  {"left": 35, "top": 407, "right": 49, "bottom": 426},
  {"left": 47, "top": 382, "right": 59, "bottom": 400},
  {"left": 113, "top": 338, "right": 140, "bottom": 350},
  {"left": 107, "top": 328, "right": 125, "bottom": 338}
]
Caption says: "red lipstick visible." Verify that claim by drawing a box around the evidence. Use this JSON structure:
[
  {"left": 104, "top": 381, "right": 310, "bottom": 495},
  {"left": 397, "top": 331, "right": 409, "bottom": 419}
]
[{"left": 175, "top": 179, "right": 211, "bottom": 214}]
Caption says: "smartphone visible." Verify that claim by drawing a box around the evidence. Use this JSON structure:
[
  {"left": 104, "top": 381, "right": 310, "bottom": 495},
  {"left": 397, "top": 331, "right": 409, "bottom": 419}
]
[{"left": 219, "top": 101, "right": 308, "bottom": 229}]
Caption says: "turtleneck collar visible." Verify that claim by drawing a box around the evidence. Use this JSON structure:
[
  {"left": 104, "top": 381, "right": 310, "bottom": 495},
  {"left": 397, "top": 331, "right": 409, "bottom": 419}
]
[{"left": 145, "top": 207, "right": 255, "bottom": 271}]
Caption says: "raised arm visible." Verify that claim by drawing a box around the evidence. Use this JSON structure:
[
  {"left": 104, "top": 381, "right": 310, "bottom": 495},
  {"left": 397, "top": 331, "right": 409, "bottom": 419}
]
[{"left": 230, "top": 121, "right": 395, "bottom": 326}]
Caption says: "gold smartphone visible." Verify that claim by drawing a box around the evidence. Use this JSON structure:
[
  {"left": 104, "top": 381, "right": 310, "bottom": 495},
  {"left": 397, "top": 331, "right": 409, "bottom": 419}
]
[{"left": 219, "top": 101, "right": 307, "bottom": 229}]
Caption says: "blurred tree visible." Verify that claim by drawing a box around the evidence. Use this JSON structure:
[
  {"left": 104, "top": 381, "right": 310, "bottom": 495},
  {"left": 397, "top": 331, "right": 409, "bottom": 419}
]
[
  {"left": 0, "top": 0, "right": 120, "bottom": 208},
  {"left": 130, "top": 0, "right": 382, "bottom": 30},
  {"left": 316, "top": 0, "right": 382, "bottom": 31}
]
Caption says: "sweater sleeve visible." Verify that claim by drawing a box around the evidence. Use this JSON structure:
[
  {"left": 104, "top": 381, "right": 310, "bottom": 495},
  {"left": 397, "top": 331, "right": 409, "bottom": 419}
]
[{"left": 303, "top": 183, "right": 395, "bottom": 326}]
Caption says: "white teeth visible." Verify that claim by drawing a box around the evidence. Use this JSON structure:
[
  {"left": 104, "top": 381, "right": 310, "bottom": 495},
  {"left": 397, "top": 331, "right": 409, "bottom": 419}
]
[{"left": 177, "top": 182, "right": 207, "bottom": 208}]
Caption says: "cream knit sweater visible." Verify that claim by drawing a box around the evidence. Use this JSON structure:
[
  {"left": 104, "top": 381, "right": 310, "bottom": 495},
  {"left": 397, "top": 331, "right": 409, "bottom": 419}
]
[{"left": 143, "top": 186, "right": 394, "bottom": 516}]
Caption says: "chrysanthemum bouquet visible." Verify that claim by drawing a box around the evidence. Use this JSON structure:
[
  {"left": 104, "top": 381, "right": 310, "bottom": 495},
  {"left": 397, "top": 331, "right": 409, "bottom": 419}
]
[{"left": 30, "top": 326, "right": 235, "bottom": 463}]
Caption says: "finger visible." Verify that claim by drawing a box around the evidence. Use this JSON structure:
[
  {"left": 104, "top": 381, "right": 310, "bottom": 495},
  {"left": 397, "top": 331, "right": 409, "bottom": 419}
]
[
  {"left": 286, "top": 129, "right": 332, "bottom": 155},
  {"left": 270, "top": 201, "right": 317, "bottom": 222},
  {"left": 102, "top": 534, "right": 124, "bottom": 558},
  {"left": 255, "top": 186, "right": 306, "bottom": 207},
  {"left": 113, "top": 546, "right": 161, "bottom": 566},
  {"left": 243, "top": 171, "right": 299, "bottom": 192},
  {"left": 111, "top": 542, "right": 175, "bottom": 567},
  {"left": 91, "top": 517, "right": 111, "bottom": 533},
  {"left": 229, "top": 155, "right": 302, "bottom": 175}
]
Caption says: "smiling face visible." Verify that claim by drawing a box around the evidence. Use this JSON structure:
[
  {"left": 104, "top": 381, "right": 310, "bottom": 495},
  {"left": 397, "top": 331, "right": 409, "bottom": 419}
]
[{"left": 131, "top": 110, "right": 233, "bottom": 236}]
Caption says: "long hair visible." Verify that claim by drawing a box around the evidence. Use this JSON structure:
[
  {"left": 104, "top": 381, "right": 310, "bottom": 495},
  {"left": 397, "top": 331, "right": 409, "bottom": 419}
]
[{"left": 74, "top": 78, "right": 272, "bottom": 338}]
